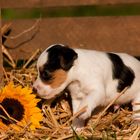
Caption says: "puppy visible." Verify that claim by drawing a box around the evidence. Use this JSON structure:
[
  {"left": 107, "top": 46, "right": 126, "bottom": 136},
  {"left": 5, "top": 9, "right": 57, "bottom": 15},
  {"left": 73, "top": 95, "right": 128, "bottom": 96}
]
[{"left": 33, "top": 44, "right": 140, "bottom": 128}]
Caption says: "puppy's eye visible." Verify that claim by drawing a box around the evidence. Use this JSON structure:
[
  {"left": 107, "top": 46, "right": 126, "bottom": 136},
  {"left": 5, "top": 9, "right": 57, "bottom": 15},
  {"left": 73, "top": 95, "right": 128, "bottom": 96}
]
[{"left": 40, "top": 70, "right": 52, "bottom": 82}]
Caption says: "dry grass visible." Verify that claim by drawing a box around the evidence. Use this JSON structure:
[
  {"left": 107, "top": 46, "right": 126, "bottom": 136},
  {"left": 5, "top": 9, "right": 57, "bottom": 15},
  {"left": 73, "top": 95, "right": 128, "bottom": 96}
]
[{"left": 1, "top": 23, "right": 140, "bottom": 140}]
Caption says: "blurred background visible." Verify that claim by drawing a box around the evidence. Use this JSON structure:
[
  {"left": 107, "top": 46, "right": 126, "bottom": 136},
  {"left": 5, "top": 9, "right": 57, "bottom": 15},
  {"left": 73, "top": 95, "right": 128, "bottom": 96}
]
[
  {"left": 2, "top": 3, "right": 140, "bottom": 19},
  {"left": 1, "top": 0, "right": 140, "bottom": 60}
]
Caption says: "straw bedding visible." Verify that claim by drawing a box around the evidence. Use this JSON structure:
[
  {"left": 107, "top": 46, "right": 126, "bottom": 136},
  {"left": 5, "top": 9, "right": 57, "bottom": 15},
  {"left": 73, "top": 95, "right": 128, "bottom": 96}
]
[{"left": 1, "top": 52, "right": 140, "bottom": 140}]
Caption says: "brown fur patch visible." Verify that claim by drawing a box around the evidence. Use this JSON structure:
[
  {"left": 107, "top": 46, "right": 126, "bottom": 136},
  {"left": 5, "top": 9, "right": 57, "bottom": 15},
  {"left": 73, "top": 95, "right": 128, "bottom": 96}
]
[{"left": 45, "top": 69, "right": 67, "bottom": 88}]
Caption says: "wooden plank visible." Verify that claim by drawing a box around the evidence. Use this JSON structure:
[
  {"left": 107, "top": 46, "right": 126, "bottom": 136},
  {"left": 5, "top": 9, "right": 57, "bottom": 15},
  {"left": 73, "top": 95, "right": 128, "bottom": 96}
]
[
  {"left": 3, "top": 16, "right": 140, "bottom": 60},
  {"left": 42, "top": 0, "right": 140, "bottom": 7},
  {"left": 0, "top": 0, "right": 41, "bottom": 8},
  {"left": 1, "top": 0, "right": 140, "bottom": 8},
  {"left": 0, "top": 9, "right": 3, "bottom": 86}
]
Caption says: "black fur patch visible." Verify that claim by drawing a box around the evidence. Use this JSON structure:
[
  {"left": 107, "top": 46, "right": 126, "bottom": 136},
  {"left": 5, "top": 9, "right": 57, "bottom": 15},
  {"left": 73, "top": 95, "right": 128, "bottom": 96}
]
[
  {"left": 107, "top": 53, "right": 135, "bottom": 92},
  {"left": 39, "top": 44, "right": 77, "bottom": 82},
  {"left": 39, "top": 67, "right": 53, "bottom": 82},
  {"left": 47, "top": 44, "right": 78, "bottom": 71},
  {"left": 134, "top": 56, "right": 140, "bottom": 61}
]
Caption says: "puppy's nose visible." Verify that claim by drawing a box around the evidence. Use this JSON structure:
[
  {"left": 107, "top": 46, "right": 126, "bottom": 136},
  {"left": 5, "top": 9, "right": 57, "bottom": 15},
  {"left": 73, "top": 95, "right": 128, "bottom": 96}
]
[{"left": 32, "top": 87, "right": 38, "bottom": 93}]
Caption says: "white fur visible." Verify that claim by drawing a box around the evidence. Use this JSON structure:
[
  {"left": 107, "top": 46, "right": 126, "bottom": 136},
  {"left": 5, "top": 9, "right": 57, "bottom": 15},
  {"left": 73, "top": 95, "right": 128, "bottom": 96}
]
[{"left": 33, "top": 47, "right": 140, "bottom": 128}]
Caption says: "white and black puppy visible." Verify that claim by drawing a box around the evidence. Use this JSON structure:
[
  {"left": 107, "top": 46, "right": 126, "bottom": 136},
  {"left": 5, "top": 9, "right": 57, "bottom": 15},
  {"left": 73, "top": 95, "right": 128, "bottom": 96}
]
[{"left": 33, "top": 44, "right": 140, "bottom": 128}]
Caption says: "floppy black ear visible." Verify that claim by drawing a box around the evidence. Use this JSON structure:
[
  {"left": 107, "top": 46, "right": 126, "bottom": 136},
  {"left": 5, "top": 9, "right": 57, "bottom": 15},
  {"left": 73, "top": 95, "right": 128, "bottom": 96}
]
[{"left": 60, "top": 47, "right": 78, "bottom": 71}]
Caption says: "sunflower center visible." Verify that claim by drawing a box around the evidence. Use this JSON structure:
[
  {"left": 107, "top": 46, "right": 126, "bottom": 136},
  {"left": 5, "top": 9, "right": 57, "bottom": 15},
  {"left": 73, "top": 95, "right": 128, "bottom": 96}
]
[{"left": 0, "top": 98, "right": 25, "bottom": 125}]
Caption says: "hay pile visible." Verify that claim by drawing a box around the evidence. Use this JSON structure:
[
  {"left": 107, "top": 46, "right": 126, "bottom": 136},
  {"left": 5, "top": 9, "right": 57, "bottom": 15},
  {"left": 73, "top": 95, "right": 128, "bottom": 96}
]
[
  {"left": 1, "top": 57, "right": 139, "bottom": 140},
  {"left": 0, "top": 64, "right": 137, "bottom": 139},
  {"left": 1, "top": 23, "right": 140, "bottom": 140}
]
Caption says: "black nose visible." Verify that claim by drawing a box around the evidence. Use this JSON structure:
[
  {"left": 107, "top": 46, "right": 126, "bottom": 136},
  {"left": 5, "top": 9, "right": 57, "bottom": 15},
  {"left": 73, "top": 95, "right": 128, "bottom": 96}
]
[{"left": 32, "top": 87, "right": 38, "bottom": 93}]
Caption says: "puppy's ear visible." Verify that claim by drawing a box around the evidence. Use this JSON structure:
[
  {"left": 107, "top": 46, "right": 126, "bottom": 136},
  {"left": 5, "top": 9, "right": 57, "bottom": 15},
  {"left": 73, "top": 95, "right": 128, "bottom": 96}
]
[{"left": 60, "top": 47, "right": 78, "bottom": 70}]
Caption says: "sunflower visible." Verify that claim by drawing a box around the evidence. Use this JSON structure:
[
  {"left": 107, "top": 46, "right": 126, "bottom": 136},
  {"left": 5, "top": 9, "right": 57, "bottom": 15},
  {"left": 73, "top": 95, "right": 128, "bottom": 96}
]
[{"left": 0, "top": 82, "right": 43, "bottom": 131}]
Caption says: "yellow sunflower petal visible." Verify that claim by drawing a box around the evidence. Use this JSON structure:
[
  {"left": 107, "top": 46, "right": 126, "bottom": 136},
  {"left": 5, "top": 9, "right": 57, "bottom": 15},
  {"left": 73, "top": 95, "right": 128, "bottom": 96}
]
[{"left": 0, "top": 82, "right": 43, "bottom": 131}]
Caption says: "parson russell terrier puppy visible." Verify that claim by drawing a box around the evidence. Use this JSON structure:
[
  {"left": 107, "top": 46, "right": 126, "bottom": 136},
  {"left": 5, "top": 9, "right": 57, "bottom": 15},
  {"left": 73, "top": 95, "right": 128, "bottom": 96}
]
[{"left": 33, "top": 44, "right": 140, "bottom": 128}]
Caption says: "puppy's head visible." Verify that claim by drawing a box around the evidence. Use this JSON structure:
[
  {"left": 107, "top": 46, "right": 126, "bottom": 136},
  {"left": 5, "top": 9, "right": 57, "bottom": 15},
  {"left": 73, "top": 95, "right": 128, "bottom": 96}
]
[{"left": 33, "top": 44, "right": 78, "bottom": 99}]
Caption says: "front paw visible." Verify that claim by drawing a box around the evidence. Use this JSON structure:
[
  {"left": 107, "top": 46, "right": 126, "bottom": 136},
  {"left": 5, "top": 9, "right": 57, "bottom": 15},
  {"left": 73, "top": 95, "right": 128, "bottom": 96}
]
[
  {"left": 133, "top": 113, "right": 140, "bottom": 124},
  {"left": 78, "top": 108, "right": 92, "bottom": 120}
]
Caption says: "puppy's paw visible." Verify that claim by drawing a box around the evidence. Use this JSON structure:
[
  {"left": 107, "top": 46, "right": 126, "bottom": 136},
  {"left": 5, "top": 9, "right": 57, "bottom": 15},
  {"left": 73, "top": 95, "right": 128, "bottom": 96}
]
[
  {"left": 78, "top": 108, "right": 92, "bottom": 120},
  {"left": 133, "top": 113, "right": 140, "bottom": 125}
]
